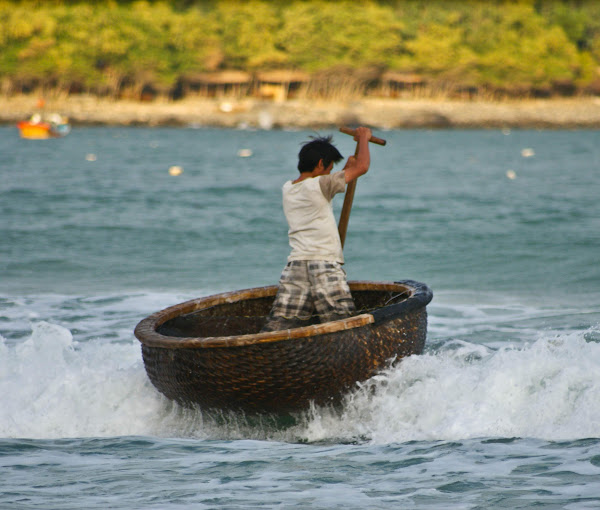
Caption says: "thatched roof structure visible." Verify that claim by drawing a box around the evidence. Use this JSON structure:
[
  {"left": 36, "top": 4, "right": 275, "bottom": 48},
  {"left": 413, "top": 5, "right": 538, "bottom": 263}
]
[
  {"left": 381, "top": 71, "right": 425, "bottom": 85},
  {"left": 256, "top": 70, "right": 310, "bottom": 84},
  {"left": 183, "top": 71, "right": 252, "bottom": 85}
]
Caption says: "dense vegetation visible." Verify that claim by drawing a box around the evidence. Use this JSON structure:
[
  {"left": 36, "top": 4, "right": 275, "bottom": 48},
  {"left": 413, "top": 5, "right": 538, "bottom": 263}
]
[{"left": 1, "top": 0, "right": 600, "bottom": 99}]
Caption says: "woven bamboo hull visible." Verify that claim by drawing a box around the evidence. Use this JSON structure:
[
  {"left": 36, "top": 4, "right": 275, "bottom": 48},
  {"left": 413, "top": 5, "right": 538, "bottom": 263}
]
[{"left": 135, "top": 280, "right": 432, "bottom": 414}]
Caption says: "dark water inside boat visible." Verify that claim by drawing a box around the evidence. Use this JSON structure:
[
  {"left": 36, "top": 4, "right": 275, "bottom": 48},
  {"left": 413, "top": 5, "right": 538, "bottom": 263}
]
[{"left": 1, "top": 126, "right": 599, "bottom": 508}]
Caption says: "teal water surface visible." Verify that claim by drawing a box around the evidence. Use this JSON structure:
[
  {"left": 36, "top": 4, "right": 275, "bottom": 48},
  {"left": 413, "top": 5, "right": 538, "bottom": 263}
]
[{"left": 1, "top": 126, "right": 599, "bottom": 508}]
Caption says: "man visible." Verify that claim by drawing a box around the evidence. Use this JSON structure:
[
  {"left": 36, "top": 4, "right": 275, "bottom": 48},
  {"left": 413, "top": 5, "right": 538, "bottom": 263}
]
[{"left": 262, "top": 126, "right": 372, "bottom": 331}]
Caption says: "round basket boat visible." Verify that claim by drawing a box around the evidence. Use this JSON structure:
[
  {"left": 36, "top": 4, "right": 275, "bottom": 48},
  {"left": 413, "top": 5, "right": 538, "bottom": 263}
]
[{"left": 134, "top": 279, "right": 433, "bottom": 414}]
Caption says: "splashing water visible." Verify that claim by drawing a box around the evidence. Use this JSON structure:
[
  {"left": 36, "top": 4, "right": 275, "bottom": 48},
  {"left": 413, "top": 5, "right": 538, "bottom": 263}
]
[{"left": 2, "top": 308, "right": 599, "bottom": 443}]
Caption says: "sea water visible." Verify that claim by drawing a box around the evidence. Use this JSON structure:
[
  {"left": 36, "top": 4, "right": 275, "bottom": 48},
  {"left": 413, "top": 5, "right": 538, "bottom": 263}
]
[{"left": 1, "top": 126, "right": 599, "bottom": 508}]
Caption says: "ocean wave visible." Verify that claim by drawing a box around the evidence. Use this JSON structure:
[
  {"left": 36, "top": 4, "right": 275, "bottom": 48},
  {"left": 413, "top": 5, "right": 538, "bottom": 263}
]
[{"left": 1, "top": 292, "right": 598, "bottom": 443}]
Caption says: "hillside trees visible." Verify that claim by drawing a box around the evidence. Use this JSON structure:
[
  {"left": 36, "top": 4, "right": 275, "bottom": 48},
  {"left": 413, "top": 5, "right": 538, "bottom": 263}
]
[{"left": 0, "top": 0, "right": 598, "bottom": 98}]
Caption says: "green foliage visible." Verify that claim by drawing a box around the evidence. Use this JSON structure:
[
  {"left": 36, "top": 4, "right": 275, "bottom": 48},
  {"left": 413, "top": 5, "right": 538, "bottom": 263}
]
[
  {"left": 278, "top": 1, "right": 403, "bottom": 71},
  {"left": 213, "top": 1, "right": 288, "bottom": 69},
  {"left": 1, "top": 0, "right": 599, "bottom": 97}
]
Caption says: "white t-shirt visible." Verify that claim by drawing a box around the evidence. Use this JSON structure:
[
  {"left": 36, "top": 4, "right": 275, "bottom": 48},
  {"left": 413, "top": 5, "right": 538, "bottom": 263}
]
[{"left": 282, "top": 171, "right": 346, "bottom": 263}]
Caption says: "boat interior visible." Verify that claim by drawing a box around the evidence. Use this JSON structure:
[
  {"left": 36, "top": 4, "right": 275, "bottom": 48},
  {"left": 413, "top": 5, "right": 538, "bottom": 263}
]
[{"left": 157, "top": 283, "right": 412, "bottom": 338}]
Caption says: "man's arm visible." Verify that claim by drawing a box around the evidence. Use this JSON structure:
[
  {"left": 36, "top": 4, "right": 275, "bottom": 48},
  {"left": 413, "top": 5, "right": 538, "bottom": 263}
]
[{"left": 342, "top": 126, "right": 372, "bottom": 183}]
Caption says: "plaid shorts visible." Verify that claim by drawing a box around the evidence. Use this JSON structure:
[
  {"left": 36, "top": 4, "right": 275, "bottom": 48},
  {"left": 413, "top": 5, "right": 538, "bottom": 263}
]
[{"left": 262, "top": 260, "right": 356, "bottom": 331}]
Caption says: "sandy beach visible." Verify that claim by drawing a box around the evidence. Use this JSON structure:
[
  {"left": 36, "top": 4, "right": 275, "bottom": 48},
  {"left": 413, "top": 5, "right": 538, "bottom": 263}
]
[{"left": 3, "top": 95, "right": 600, "bottom": 129}]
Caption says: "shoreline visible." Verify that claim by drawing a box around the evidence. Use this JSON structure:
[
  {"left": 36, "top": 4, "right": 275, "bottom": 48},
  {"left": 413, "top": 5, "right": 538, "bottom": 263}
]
[{"left": 3, "top": 95, "right": 600, "bottom": 129}]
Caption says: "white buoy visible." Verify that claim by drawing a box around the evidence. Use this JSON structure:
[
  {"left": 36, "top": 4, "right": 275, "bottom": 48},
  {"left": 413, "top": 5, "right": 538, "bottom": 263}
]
[
  {"left": 506, "top": 169, "right": 517, "bottom": 180},
  {"left": 168, "top": 165, "right": 183, "bottom": 176},
  {"left": 85, "top": 153, "right": 97, "bottom": 162},
  {"left": 521, "top": 148, "right": 535, "bottom": 157},
  {"left": 237, "top": 149, "right": 253, "bottom": 157}
]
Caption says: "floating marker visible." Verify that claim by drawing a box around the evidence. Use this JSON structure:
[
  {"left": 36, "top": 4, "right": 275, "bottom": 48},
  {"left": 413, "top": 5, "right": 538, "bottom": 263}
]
[
  {"left": 85, "top": 153, "right": 97, "bottom": 162},
  {"left": 521, "top": 148, "right": 535, "bottom": 157},
  {"left": 168, "top": 165, "right": 183, "bottom": 176},
  {"left": 506, "top": 169, "right": 517, "bottom": 180},
  {"left": 237, "top": 149, "right": 253, "bottom": 157}
]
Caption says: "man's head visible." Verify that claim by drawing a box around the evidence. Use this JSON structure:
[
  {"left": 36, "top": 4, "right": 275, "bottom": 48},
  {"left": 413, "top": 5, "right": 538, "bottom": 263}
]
[{"left": 297, "top": 135, "right": 343, "bottom": 173}]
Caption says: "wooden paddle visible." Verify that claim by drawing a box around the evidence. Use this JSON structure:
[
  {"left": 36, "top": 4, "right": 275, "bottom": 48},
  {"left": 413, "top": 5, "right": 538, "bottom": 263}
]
[{"left": 337, "top": 127, "right": 387, "bottom": 248}]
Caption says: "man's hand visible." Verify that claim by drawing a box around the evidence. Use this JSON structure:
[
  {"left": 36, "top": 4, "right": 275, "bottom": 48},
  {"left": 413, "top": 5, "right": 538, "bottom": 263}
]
[{"left": 353, "top": 126, "right": 372, "bottom": 141}]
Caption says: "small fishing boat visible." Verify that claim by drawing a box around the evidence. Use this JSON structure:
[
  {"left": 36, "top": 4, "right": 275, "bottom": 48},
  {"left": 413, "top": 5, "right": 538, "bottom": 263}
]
[
  {"left": 17, "top": 113, "right": 71, "bottom": 139},
  {"left": 135, "top": 279, "right": 433, "bottom": 414}
]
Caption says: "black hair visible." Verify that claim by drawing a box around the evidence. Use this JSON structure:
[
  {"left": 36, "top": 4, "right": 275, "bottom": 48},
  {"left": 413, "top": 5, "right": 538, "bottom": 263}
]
[{"left": 297, "top": 135, "right": 343, "bottom": 173}]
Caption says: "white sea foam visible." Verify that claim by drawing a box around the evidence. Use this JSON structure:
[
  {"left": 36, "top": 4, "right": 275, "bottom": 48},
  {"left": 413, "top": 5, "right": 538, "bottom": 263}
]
[
  {"left": 0, "top": 321, "right": 163, "bottom": 439},
  {"left": 301, "top": 328, "right": 600, "bottom": 444},
  {"left": 0, "top": 292, "right": 192, "bottom": 439},
  {"left": 1, "top": 293, "right": 599, "bottom": 443}
]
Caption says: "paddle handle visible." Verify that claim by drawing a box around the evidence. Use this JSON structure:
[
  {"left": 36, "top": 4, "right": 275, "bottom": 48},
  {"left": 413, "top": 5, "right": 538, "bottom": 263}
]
[
  {"left": 338, "top": 179, "right": 357, "bottom": 249},
  {"left": 337, "top": 127, "right": 386, "bottom": 248},
  {"left": 339, "top": 126, "right": 387, "bottom": 146},
  {"left": 337, "top": 140, "right": 361, "bottom": 249}
]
